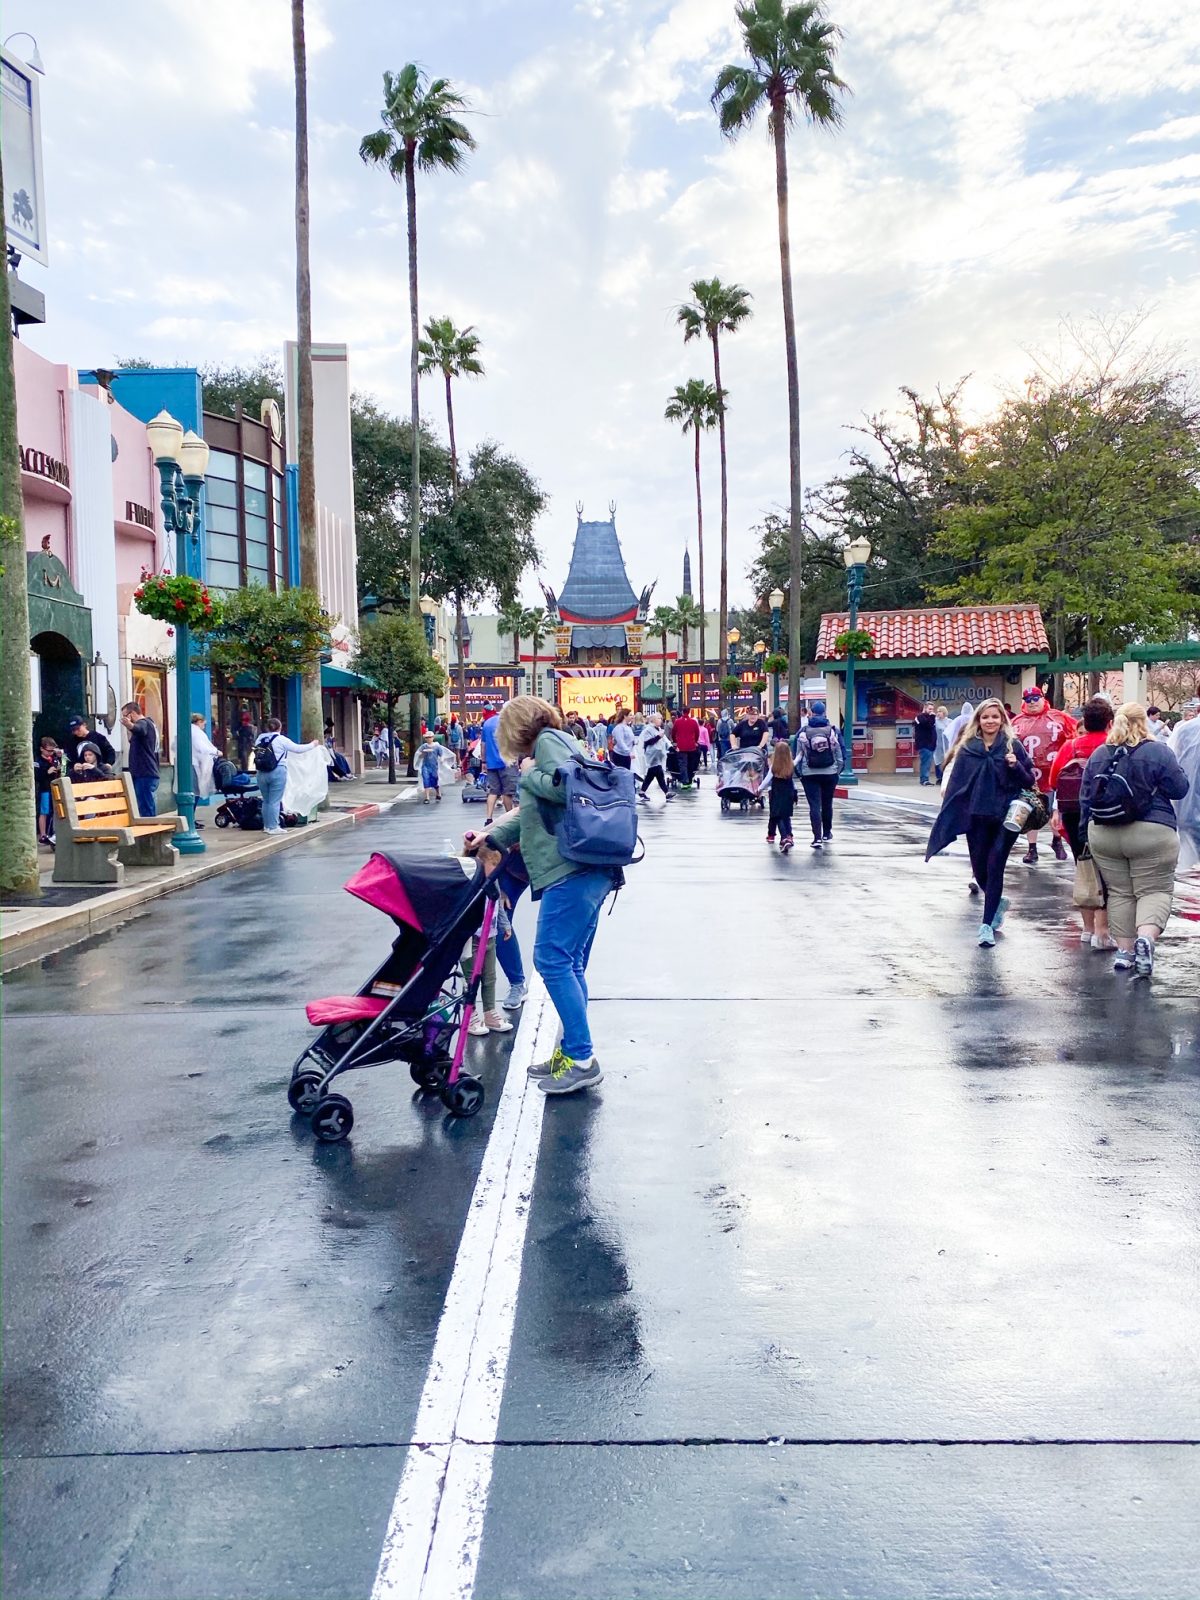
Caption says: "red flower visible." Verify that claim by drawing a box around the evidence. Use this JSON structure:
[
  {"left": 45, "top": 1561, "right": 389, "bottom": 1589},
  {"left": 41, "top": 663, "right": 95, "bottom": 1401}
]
[
  {"left": 166, "top": 627, "right": 175, "bottom": 637},
  {"left": 162, "top": 568, "right": 171, "bottom": 576},
  {"left": 174, "top": 598, "right": 185, "bottom": 610},
  {"left": 134, "top": 588, "right": 144, "bottom": 599}
]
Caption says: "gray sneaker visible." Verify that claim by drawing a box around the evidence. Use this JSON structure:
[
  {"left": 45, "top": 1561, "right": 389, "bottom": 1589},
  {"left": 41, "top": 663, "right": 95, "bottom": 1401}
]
[
  {"left": 1133, "top": 936, "right": 1154, "bottom": 978},
  {"left": 538, "top": 1054, "right": 603, "bottom": 1096},
  {"left": 502, "top": 980, "right": 528, "bottom": 1010},
  {"left": 528, "top": 1043, "right": 564, "bottom": 1080}
]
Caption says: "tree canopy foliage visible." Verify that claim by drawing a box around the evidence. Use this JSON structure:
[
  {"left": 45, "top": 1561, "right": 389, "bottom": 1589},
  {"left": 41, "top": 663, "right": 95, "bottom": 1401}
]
[{"left": 195, "top": 584, "right": 332, "bottom": 693}]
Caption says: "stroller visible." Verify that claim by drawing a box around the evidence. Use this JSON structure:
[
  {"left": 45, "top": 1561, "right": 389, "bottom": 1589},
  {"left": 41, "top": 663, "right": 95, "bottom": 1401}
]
[
  {"left": 213, "top": 757, "right": 262, "bottom": 829},
  {"left": 288, "top": 852, "right": 499, "bottom": 1140},
  {"left": 716, "top": 746, "right": 768, "bottom": 813}
]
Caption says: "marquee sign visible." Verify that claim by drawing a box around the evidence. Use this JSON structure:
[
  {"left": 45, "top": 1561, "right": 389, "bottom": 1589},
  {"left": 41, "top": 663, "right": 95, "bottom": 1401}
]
[
  {"left": 1, "top": 49, "right": 48, "bottom": 266},
  {"left": 557, "top": 675, "right": 637, "bottom": 719}
]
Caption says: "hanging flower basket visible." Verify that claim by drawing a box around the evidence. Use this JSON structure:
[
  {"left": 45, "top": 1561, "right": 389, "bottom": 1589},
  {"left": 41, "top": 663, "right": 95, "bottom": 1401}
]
[
  {"left": 133, "top": 569, "right": 220, "bottom": 630},
  {"left": 833, "top": 628, "right": 875, "bottom": 659}
]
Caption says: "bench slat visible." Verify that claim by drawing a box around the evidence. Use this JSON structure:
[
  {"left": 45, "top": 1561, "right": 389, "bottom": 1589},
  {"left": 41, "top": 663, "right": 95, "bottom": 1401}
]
[
  {"left": 70, "top": 780, "right": 126, "bottom": 796},
  {"left": 74, "top": 798, "right": 133, "bottom": 819}
]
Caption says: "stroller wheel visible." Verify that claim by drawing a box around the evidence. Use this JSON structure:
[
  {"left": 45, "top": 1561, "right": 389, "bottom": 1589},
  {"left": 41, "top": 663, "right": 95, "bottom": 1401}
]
[
  {"left": 287, "top": 1070, "right": 325, "bottom": 1115},
  {"left": 441, "top": 1074, "right": 484, "bottom": 1119},
  {"left": 410, "top": 1060, "right": 448, "bottom": 1092},
  {"left": 311, "top": 1094, "right": 354, "bottom": 1142},
  {"left": 214, "top": 810, "right": 232, "bottom": 829}
]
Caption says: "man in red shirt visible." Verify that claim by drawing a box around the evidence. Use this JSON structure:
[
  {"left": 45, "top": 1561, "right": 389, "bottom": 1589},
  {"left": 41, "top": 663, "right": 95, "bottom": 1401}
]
[
  {"left": 672, "top": 705, "right": 701, "bottom": 787},
  {"left": 1011, "top": 685, "right": 1076, "bottom": 865}
]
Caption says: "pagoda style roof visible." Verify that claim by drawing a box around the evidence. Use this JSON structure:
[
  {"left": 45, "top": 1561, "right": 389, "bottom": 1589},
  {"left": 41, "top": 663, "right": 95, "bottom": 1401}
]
[{"left": 558, "top": 518, "right": 639, "bottom": 623}]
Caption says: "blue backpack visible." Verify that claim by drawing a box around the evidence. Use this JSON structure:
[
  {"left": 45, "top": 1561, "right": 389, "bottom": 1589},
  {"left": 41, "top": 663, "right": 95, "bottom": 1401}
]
[{"left": 543, "top": 732, "right": 642, "bottom": 868}]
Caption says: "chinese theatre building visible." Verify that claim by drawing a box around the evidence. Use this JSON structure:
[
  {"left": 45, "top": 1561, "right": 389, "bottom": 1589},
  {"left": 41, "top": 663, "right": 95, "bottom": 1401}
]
[{"left": 546, "top": 508, "right": 652, "bottom": 718}]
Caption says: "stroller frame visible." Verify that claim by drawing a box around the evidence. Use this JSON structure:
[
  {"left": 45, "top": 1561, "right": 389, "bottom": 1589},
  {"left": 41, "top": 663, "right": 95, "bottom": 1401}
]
[{"left": 288, "top": 867, "right": 499, "bottom": 1141}]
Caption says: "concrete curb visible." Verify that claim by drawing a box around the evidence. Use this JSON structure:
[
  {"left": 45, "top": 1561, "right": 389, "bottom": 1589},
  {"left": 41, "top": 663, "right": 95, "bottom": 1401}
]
[{"left": 2, "top": 784, "right": 421, "bottom": 971}]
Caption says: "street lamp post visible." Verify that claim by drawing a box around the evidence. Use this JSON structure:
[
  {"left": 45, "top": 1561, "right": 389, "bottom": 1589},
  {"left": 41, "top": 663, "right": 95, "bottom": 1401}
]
[
  {"left": 769, "top": 586, "right": 784, "bottom": 711},
  {"left": 839, "top": 535, "right": 872, "bottom": 787},
  {"left": 753, "top": 640, "right": 767, "bottom": 710},
  {"left": 146, "top": 409, "right": 210, "bottom": 854},
  {"left": 726, "top": 626, "right": 740, "bottom": 677}
]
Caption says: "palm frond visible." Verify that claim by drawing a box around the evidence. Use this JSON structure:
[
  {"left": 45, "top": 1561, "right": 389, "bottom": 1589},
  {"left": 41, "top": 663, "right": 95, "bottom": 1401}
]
[{"left": 359, "top": 127, "right": 397, "bottom": 168}]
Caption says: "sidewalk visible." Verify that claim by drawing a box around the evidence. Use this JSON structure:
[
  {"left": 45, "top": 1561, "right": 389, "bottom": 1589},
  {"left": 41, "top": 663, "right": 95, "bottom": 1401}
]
[{"left": 0, "top": 770, "right": 419, "bottom": 970}]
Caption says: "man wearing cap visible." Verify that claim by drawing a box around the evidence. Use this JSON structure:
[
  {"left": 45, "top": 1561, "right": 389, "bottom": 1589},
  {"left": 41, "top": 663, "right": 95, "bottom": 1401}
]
[
  {"left": 63, "top": 715, "right": 117, "bottom": 773},
  {"left": 1011, "top": 685, "right": 1075, "bottom": 865},
  {"left": 480, "top": 703, "right": 517, "bottom": 823}
]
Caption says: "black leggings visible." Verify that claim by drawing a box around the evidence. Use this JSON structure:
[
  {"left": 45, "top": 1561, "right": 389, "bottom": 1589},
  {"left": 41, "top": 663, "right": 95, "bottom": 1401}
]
[
  {"left": 965, "top": 818, "right": 1018, "bottom": 926},
  {"left": 641, "top": 766, "right": 668, "bottom": 795},
  {"left": 800, "top": 775, "right": 836, "bottom": 841}
]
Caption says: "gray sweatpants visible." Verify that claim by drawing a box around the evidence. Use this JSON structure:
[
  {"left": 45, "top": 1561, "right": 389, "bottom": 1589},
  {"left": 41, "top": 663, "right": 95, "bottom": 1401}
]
[{"left": 1087, "top": 821, "right": 1180, "bottom": 942}]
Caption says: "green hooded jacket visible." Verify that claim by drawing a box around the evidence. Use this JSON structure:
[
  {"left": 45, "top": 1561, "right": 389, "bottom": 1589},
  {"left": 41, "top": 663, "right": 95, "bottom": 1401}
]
[{"left": 485, "top": 727, "right": 584, "bottom": 896}]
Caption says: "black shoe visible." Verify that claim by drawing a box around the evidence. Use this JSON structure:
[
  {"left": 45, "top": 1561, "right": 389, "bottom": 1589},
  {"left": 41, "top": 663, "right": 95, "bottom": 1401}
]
[
  {"left": 1022, "top": 844, "right": 1038, "bottom": 866},
  {"left": 1052, "top": 835, "right": 1067, "bottom": 862}
]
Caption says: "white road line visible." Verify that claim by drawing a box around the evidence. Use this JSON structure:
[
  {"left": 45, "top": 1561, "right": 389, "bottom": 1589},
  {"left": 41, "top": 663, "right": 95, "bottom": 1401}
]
[{"left": 371, "top": 979, "right": 557, "bottom": 1600}]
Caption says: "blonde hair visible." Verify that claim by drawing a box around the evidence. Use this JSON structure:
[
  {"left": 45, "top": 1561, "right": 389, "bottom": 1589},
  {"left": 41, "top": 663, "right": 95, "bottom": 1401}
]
[
  {"left": 497, "top": 695, "right": 563, "bottom": 761},
  {"left": 946, "top": 697, "right": 1014, "bottom": 765},
  {"left": 1107, "top": 702, "right": 1151, "bottom": 748}
]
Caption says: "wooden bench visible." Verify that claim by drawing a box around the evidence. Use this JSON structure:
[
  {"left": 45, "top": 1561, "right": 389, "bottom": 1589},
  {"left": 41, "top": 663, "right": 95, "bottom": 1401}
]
[{"left": 51, "top": 775, "right": 183, "bottom": 887}]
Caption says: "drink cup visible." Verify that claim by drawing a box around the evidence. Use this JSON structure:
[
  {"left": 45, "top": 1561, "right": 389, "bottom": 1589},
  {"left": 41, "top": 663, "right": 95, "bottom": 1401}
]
[{"left": 1003, "top": 796, "right": 1033, "bottom": 833}]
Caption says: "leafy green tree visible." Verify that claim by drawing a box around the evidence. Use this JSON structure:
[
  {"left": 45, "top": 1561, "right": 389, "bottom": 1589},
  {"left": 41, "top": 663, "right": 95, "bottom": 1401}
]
[
  {"left": 351, "top": 613, "right": 446, "bottom": 784},
  {"left": 195, "top": 585, "right": 333, "bottom": 712},
  {"left": 678, "top": 280, "right": 752, "bottom": 674},
  {"left": 420, "top": 442, "right": 545, "bottom": 710},
  {"left": 933, "top": 373, "right": 1200, "bottom": 661},
  {"left": 713, "top": 0, "right": 848, "bottom": 727},
  {"left": 0, "top": 161, "right": 39, "bottom": 894},
  {"left": 352, "top": 407, "right": 453, "bottom": 603},
  {"left": 291, "top": 0, "right": 322, "bottom": 742},
  {"left": 665, "top": 378, "right": 722, "bottom": 671},
  {"left": 418, "top": 317, "right": 484, "bottom": 493},
  {"left": 674, "top": 593, "right": 703, "bottom": 663},
  {"left": 361, "top": 64, "right": 475, "bottom": 766}
]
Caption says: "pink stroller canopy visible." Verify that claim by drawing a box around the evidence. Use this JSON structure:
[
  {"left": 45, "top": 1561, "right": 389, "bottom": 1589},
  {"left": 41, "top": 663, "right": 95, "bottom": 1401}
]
[{"left": 343, "top": 852, "right": 483, "bottom": 943}]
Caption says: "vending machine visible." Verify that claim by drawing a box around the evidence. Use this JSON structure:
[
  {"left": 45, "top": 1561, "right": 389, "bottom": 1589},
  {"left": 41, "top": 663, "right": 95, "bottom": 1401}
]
[
  {"left": 894, "top": 720, "right": 915, "bottom": 773},
  {"left": 851, "top": 723, "right": 872, "bottom": 771}
]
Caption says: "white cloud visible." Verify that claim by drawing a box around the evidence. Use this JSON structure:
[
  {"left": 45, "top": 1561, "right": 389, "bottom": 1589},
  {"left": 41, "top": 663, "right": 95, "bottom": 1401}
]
[
  {"left": 608, "top": 167, "right": 671, "bottom": 214},
  {"left": 1128, "top": 115, "right": 1200, "bottom": 146}
]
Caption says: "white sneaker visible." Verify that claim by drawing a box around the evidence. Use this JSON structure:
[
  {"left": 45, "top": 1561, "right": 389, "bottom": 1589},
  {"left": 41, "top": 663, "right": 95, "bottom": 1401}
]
[
  {"left": 1091, "top": 933, "right": 1116, "bottom": 951},
  {"left": 468, "top": 1012, "right": 489, "bottom": 1036},
  {"left": 502, "top": 981, "right": 528, "bottom": 1010},
  {"left": 484, "top": 1010, "right": 513, "bottom": 1033},
  {"left": 1079, "top": 928, "right": 1093, "bottom": 944}
]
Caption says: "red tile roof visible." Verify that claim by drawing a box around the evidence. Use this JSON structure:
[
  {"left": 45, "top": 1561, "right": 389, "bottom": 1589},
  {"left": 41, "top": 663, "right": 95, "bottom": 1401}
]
[{"left": 815, "top": 605, "right": 1049, "bottom": 661}]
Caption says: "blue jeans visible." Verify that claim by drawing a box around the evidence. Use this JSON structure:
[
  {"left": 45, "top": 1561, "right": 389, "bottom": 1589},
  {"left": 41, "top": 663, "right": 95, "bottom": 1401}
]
[
  {"left": 533, "top": 868, "right": 614, "bottom": 1061},
  {"left": 918, "top": 747, "right": 935, "bottom": 784},
  {"left": 132, "top": 775, "right": 158, "bottom": 817},
  {"left": 258, "top": 765, "right": 288, "bottom": 829}
]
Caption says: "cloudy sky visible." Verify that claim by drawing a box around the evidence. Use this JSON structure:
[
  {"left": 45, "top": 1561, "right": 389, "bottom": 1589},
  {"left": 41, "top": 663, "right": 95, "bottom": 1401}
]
[{"left": 8, "top": 0, "right": 1200, "bottom": 607}]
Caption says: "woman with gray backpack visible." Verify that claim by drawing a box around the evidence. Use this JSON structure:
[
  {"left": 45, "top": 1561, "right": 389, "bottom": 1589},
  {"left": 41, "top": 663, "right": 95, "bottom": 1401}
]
[
  {"left": 793, "top": 700, "right": 844, "bottom": 849},
  {"left": 1082, "top": 703, "right": 1189, "bottom": 978}
]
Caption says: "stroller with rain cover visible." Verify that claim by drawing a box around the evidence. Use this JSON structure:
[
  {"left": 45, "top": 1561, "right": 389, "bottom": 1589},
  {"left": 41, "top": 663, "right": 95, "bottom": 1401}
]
[
  {"left": 716, "top": 745, "right": 768, "bottom": 813},
  {"left": 288, "top": 852, "right": 500, "bottom": 1140}
]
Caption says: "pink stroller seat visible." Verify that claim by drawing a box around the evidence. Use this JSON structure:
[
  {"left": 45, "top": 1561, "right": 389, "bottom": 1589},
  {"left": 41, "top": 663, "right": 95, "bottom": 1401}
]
[{"left": 305, "top": 995, "right": 392, "bottom": 1026}]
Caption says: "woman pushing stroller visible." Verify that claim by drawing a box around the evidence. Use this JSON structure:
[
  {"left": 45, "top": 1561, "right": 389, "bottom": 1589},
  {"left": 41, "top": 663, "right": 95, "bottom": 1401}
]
[{"left": 465, "top": 695, "right": 618, "bottom": 1097}]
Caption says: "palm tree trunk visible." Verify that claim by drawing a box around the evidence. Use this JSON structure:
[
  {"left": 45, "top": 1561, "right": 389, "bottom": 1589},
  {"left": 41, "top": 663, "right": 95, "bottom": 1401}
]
[
  {"left": 0, "top": 165, "right": 40, "bottom": 896},
  {"left": 405, "top": 146, "right": 421, "bottom": 773},
  {"left": 772, "top": 106, "right": 804, "bottom": 734},
  {"left": 456, "top": 589, "right": 467, "bottom": 719},
  {"left": 694, "top": 424, "right": 707, "bottom": 705},
  {"left": 712, "top": 331, "right": 729, "bottom": 697},
  {"left": 531, "top": 639, "right": 539, "bottom": 700},
  {"left": 291, "top": 0, "right": 322, "bottom": 742},
  {"left": 445, "top": 371, "right": 458, "bottom": 496}
]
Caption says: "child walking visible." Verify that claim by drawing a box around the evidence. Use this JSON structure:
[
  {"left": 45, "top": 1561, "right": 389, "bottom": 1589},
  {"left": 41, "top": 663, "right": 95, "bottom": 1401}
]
[
  {"left": 764, "top": 740, "right": 797, "bottom": 853},
  {"left": 418, "top": 731, "right": 442, "bottom": 804}
]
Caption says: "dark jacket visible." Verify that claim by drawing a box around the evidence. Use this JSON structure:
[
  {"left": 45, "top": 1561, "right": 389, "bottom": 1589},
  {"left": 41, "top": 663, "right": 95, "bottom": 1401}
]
[
  {"left": 926, "top": 735, "right": 1035, "bottom": 859},
  {"left": 64, "top": 729, "right": 116, "bottom": 769},
  {"left": 767, "top": 776, "right": 796, "bottom": 823},
  {"left": 794, "top": 717, "right": 844, "bottom": 777},
  {"left": 914, "top": 712, "right": 938, "bottom": 752},
  {"left": 34, "top": 751, "right": 61, "bottom": 795},
  {"left": 125, "top": 717, "right": 161, "bottom": 779},
  {"left": 1081, "top": 739, "right": 1189, "bottom": 832}
]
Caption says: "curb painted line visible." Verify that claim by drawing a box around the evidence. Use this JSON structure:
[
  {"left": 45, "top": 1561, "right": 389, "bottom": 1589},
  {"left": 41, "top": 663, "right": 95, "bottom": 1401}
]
[
  {"left": 372, "top": 981, "right": 558, "bottom": 1600},
  {"left": 1, "top": 787, "right": 418, "bottom": 969}
]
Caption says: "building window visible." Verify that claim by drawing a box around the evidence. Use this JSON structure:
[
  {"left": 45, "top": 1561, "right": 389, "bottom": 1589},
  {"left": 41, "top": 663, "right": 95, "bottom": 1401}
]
[
  {"left": 204, "top": 448, "right": 286, "bottom": 593},
  {"left": 131, "top": 661, "right": 170, "bottom": 753}
]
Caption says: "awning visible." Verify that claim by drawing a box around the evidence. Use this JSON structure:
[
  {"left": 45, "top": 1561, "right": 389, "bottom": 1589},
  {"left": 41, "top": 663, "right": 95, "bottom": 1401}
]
[
  {"left": 322, "top": 664, "right": 375, "bottom": 691},
  {"left": 641, "top": 683, "right": 664, "bottom": 702}
]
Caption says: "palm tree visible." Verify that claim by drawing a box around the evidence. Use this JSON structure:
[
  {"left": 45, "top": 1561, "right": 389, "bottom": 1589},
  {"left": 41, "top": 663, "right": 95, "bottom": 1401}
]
[
  {"left": 291, "top": 0, "right": 321, "bottom": 740},
  {"left": 651, "top": 603, "right": 681, "bottom": 707},
  {"left": 712, "top": 0, "right": 848, "bottom": 728},
  {"left": 497, "top": 598, "right": 526, "bottom": 669},
  {"left": 361, "top": 65, "right": 475, "bottom": 761},
  {"left": 420, "top": 316, "right": 484, "bottom": 712},
  {"left": 664, "top": 379, "right": 721, "bottom": 684},
  {"left": 418, "top": 317, "right": 483, "bottom": 494},
  {"left": 524, "top": 606, "right": 548, "bottom": 700},
  {"left": 674, "top": 593, "right": 703, "bottom": 666},
  {"left": 677, "top": 280, "right": 752, "bottom": 684}
]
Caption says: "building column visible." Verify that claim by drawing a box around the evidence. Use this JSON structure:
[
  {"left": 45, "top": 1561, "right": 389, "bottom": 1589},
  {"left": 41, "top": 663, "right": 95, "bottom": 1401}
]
[
  {"left": 1122, "top": 660, "right": 1148, "bottom": 705},
  {"left": 824, "top": 672, "right": 843, "bottom": 725}
]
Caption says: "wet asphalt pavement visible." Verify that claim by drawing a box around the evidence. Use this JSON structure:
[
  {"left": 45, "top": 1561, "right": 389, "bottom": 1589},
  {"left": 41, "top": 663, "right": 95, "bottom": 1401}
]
[{"left": 3, "top": 777, "right": 1198, "bottom": 1599}]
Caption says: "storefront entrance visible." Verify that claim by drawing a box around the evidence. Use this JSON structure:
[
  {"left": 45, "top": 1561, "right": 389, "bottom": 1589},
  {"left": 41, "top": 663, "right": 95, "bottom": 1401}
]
[{"left": 27, "top": 552, "right": 94, "bottom": 746}]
